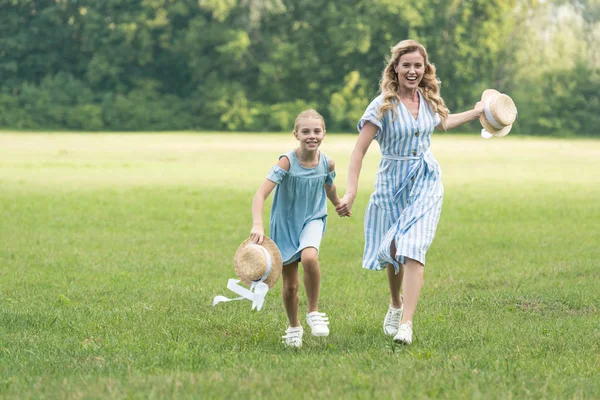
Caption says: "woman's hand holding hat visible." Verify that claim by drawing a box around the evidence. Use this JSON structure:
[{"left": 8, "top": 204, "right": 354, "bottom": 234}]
[
  {"left": 474, "top": 100, "right": 485, "bottom": 115},
  {"left": 472, "top": 99, "right": 495, "bottom": 138},
  {"left": 479, "top": 89, "right": 518, "bottom": 138}
]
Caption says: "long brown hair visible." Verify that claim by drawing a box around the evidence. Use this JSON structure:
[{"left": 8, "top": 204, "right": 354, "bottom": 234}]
[{"left": 378, "top": 40, "right": 449, "bottom": 128}]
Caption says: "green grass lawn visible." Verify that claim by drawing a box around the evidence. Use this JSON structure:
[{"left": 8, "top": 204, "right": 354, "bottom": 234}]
[{"left": 0, "top": 132, "right": 599, "bottom": 399}]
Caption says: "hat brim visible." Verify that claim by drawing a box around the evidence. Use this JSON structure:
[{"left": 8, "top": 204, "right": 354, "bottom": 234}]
[
  {"left": 480, "top": 115, "right": 513, "bottom": 137},
  {"left": 233, "top": 237, "right": 283, "bottom": 288}
]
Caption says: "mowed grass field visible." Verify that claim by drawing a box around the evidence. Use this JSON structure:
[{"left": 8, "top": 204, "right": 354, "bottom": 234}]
[{"left": 0, "top": 132, "right": 599, "bottom": 399}]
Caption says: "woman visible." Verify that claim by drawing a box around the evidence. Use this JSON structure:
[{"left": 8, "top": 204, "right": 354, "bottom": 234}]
[{"left": 335, "top": 39, "right": 484, "bottom": 345}]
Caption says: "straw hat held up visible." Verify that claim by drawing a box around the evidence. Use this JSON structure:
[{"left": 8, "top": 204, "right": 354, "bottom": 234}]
[{"left": 480, "top": 89, "right": 518, "bottom": 139}]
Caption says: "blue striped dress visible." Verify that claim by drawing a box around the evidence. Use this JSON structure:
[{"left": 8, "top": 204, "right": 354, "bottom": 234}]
[{"left": 358, "top": 92, "right": 443, "bottom": 272}]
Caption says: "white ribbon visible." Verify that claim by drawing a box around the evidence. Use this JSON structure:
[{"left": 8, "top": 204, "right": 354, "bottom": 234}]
[
  {"left": 484, "top": 98, "right": 504, "bottom": 130},
  {"left": 212, "top": 244, "right": 273, "bottom": 311},
  {"left": 481, "top": 129, "right": 494, "bottom": 139},
  {"left": 212, "top": 278, "right": 270, "bottom": 311}
]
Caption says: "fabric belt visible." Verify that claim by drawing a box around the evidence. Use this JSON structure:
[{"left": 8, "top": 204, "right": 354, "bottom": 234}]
[
  {"left": 382, "top": 154, "right": 420, "bottom": 161},
  {"left": 381, "top": 153, "right": 429, "bottom": 199}
]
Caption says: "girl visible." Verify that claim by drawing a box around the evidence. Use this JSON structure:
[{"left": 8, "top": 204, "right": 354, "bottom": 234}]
[
  {"left": 250, "top": 109, "right": 347, "bottom": 347},
  {"left": 336, "top": 40, "right": 484, "bottom": 345}
]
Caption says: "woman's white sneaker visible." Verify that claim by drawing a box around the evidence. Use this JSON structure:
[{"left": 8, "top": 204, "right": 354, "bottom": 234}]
[
  {"left": 282, "top": 326, "right": 303, "bottom": 347},
  {"left": 306, "top": 312, "right": 330, "bottom": 336},
  {"left": 393, "top": 321, "right": 413, "bottom": 345},
  {"left": 383, "top": 298, "right": 404, "bottom": 336}
]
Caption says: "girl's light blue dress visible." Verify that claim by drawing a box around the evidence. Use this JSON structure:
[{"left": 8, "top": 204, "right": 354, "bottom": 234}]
[
  {"left": 267, "top": 150, "right": 336, "bottom": 265},
  {"left": 358, "top": 92, "right": 443, "bottom": 272}
]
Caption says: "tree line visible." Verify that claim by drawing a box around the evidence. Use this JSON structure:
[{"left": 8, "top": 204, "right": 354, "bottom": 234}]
[{"left": 0, "top": 0, "right": 598, "bottom": 135}]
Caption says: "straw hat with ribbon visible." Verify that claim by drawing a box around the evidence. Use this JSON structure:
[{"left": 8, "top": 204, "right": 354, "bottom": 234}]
[
  {"left": 212, "top": 237, "right": 283, "bottom": 311},
  {"left": 480, "top": 89, "right": 518, "bottom": 139}
]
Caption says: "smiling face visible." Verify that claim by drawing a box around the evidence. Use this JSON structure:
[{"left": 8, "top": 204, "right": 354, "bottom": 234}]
[
  {"left": 294, "top": 117, "right": 325, "bottom": 152},
  {"left": 395, "top": 50, "right": 425, "bottom": 91}
]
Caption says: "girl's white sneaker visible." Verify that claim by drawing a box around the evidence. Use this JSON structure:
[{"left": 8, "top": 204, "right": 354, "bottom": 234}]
[
  {"left": 393, "top": 321, "right": 413, "bottom": 345},
  {"left": 306, "top": 312, "right": 330, "bottom": 336},
  {"left": 282, "top": 326, "right": 303, "bottom": 347}
]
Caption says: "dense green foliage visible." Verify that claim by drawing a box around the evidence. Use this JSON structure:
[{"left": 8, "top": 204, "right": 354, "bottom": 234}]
[
  {"left": 0, "top": 0, "right": 598, "bottom": 134},
  {"left": 1, "top": 133, "right": 599, "bottom": 397}
]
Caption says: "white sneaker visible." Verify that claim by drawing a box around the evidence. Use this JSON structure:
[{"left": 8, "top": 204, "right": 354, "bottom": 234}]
[
  {"left": 282, "top": 326, "right": 303, "bottom": 347},
  {"left": 393, "top": 321, "right": 413, "bottom": 345},
  {"left": 383, "top": 297, "right": 404, "bottom": 336},
  {"left": 306, "top": 311, "right": 330, "bottom": 336}
]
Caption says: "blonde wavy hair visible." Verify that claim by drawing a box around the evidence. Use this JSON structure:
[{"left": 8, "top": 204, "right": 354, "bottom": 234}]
[
  {"left": 293, "top": 109, "right": 326, "bottom": 132},
  {"left": 378, "top": 40, "right": 449, "bottom": 129}
]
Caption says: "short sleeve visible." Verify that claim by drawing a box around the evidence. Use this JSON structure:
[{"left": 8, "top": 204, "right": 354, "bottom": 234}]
[
  {"left": 357, "top": 95, "right": 385, "bottom": 134},
  {"left": 267, "top": 165, "right": 288, "bottom": 184},
  {"left": 426, "top": 101, "right": 441, "bottom": 128},
  {"left": 433, "top": 112, "right": 441, "bottom": 127},
  {"left": 325, "top": 170, "right": 336, "bottom": 186}
]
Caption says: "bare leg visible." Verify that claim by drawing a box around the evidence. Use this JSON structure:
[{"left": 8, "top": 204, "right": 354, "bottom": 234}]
[
  {"left": 401, "top": 257, "right": 424, "bottom": 323},
  {"left": 387, "top": 240, "right": 404, "bottom": 308},
  {"left": 300, "top": 247, "right": 320, "bottom": 313},
  {"left": 282, "top": 262, "right": 300, "bottom": 327},
  {"left": 386, "top": 261, "right": 404, "bottom": 309}
]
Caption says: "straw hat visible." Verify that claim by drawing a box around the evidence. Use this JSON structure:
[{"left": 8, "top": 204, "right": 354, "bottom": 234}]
[
  {"left": 480, "top": 89, "right": 518, "bottom": 138},
  {"left": 233, "top": 237, "right": 282, "bottom": 288}
]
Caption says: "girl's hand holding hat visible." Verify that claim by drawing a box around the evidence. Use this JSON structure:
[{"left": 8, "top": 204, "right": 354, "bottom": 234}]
[{"left": 250, "top": 225, "right": 265, "bottom": 244}]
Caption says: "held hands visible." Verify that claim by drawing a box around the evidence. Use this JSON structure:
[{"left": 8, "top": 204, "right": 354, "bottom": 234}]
[
  {"left": 249, "top": 225, "right": 264, "bottom": 244},
  {"left": 335, "top": 193, "right": 355, "bottom": 217}
]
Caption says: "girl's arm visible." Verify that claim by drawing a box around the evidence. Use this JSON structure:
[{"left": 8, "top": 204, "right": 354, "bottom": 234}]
[
  {"left": 436, "top": 101, "right": 484, "bottom": 131},
  {"left": 335, "top": 121, "right": 378, "bottom": 216},
  {"left": 250, "top": 156, "right": 290, "bottom": 244},
  {"left": 250, "top": 180, "right": 276, "bottom": 244},
  {"left": 324, "top": 158, "right": 348, "bottom": 215}
]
